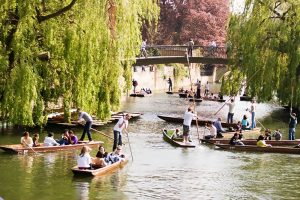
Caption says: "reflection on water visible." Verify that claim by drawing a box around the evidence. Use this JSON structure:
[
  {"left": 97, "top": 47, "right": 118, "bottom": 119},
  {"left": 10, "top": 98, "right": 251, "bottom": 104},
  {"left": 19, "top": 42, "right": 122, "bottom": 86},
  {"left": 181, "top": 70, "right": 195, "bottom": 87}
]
[{"left": 1, "top": 92, "right": 300, "bottom": 199}]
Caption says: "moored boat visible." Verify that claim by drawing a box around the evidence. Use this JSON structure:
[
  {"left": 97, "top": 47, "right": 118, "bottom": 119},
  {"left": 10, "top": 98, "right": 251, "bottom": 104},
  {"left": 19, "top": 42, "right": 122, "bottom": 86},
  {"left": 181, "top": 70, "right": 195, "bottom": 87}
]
[
  {"left": 0, "top": 141, "right": 102, "bottom": 154},
  {"left": 201, "top": 138, "right": 300, "bottom": 146},
  {"left": 157, "top": 115, "right": 237, "bottom": 128},
  {"left": 201, "top": 97, "right": 225, "bottom": 102},
  {"left": 162, "top": 129, "right": 196, "bottom": 148},
  {"left": 178, "top": 93, "right": 188, "bottom": 98},
  {"left": 240, "top": 95, "right": 252, "bottom": 101},
  {"left": 130, "top": 93, "right": 145, "bottom": 97},
  {"left": 216, "top": 144, "right": 300, "bottom": 154},
  {"left": 72, "top": 158, "right": 128, "bottom": 176}
]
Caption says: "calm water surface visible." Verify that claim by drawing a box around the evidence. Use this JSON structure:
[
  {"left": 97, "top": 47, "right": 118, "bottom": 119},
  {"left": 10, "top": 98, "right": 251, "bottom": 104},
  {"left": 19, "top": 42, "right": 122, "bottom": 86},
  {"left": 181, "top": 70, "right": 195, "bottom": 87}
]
[{"left": 0, "top": 93, "right": 300, "bottom": 200}]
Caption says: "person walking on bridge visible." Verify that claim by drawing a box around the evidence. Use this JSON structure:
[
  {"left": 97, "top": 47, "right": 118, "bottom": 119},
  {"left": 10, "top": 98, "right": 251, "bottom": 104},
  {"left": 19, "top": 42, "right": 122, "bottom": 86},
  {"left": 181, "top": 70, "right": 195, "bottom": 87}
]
[
  {"left": 140, "top": 39, "right": 147, "bottom": 58},
  {"left": 187, "top": 38, "right": 194, "bottom": 57}
]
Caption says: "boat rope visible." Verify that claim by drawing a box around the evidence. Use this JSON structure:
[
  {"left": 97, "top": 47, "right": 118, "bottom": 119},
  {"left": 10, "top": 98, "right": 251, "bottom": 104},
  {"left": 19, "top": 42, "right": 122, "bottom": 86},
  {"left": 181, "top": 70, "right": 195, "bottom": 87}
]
[{"left": 186, "top": 53, "right": 200, "bottom": 140}]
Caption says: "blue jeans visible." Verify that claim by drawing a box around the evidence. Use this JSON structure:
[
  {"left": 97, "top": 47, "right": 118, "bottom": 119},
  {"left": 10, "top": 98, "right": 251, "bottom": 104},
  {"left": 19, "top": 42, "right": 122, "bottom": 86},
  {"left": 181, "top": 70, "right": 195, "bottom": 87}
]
[
  {"left": 113, "top": 130, "right": 122, "bottom": 151},
  {"left": 227, "top": 112, "right": 234, "bottom": 124},
  {"left": 289, "top": 128, "right": 295, "bottom": 140},
  {"left": 80, "top": 121, "right": 92, "bottom": 141},
  {"left": 251, "top": 112, "right": 256, "bottom": 129}
]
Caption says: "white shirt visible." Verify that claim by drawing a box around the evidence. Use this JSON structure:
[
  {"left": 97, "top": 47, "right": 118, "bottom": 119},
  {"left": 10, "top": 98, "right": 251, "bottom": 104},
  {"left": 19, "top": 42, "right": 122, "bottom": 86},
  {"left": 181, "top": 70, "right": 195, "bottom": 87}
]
[
  {"left": 205, "top": 83, "right": 209, "bottom": 90},
  {"left": 44, "top": 137, "right": 59, "bottom": 146},
  {"left": 78, "top": 111, "right": 93, "bottom": 122},
  {"left": 183, "top": 111, "right": 196, "bottom": 127},
  {"left": 226, "top": 102, "right": 235, "bottom": 113},
  {"left": 21, "top": 137, "right": 33, "bottom": 147},
  {"left": 77, "top": 153, "right": 92, "bottom": 168},
  {"left": 250, "top": 103, "right": 256, "bottom": 112},
  {"left": 209, "top": 125, "right": 217, "bottom": 137},
  {"left": 113, "top": 117, "right": 128, "bottom": 133}
]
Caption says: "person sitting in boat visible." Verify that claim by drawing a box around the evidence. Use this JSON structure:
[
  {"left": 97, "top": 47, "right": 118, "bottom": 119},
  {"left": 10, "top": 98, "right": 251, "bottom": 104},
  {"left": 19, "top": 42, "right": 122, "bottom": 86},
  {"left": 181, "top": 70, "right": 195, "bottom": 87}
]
[
  {"left": 92, "top": 146, "right": 108, "bottom": 168},
  {"left": 229, "top": 133, "right": 244, "bottom": 146},
  {"left": 241, "top": 115, "right": 251, "bottom": 130},
  {"left": 69, "top": 130, "right": 78, "bottom": 144},
  {"left": 257, "top": 135, "right": 272, "bottom": 147},
  {"left": 107, "top": 146, "right": 125, "bottom": 164},
  {"left": 264, "top": 129, "right": 272, "bottom": 140},
  {"left": 146, "top": 88, "right": 152, "bottom": 94},
  {"left": 77, "top": 146, "right": 93, "bottom": 170},
  {"left": 21, "top": 131, "right": 33, "bottom": 147},
  {"left": 58, "top": 129, "right": 71, "bottom": 145},
  {"left": 272, "top": 129, "right": 282, "bottom": 141},
  {"left": 203, "top": 122, "right": 216, "bottom": 139},
  {"left": 32, "top": 133, "right": 41, "bottom": 147},
  {"left": 218, "top": 92, "right": 223, "bottom": 100},
  {"left": 235, "top": 121, "right": 242, "bottom": 133},
  {"left": 44, "top": 132, "right": 60, "bottom": 146},
  {"left": 140, "top": 88, "right": 147, "bottom": 95},
  {"left": 213, "top": 118, "right": 225, "bottom": 138},
  {"left": 171, "top": 129, "right": 182, "bottom": 139}
]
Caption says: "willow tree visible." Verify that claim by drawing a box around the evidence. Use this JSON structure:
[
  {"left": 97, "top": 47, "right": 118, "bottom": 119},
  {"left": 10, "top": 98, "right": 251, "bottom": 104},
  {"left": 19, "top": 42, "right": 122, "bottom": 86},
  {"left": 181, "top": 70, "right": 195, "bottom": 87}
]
[
  {"left": 223, "top": 0, "right": 300, "bottom": 107},
  {"left": 0, "top": 0, "right": 159, "bottom": 126}
]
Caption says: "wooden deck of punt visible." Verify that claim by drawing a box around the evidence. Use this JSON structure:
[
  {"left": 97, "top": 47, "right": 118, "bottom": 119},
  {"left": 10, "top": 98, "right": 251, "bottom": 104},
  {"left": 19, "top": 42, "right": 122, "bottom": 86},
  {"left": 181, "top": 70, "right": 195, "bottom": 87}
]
[
  {"left": 0, "top": 141, "right": 102, "bottom": 154},
  {"left": 240, "top": 96, "right": 252, "bottom": 101},
  {"left": 188, "top": 98, "right": 203, "bottom": 102},
  {"left": 201, "top": 138, "right": 300, "bottom": 146},
  {"left": 163, "top": 129, "right": 196, "bottom": 148},
  {"left": 72, "top": 159, "right": 128, "bottom": 176},
  {"left": 216, "top": 144, "right": 300, "bottom": 154},
  {"left": 222, "top": 128, "right": 261, "bottom": 138},
  {"left": 129, "top": 93, "right": 152, "bottom": 97},
  {"left": 178, "top": 93, "right": 190, "bottom": 98},
  {"left": 47, "top": 112, "right": 142, "bottom": 127},
  {"left": 166, "top": 91, "right": 180, "bottom": 94},
  {"left": 157, "top": 115, "right": 237, "bottom": 128}
]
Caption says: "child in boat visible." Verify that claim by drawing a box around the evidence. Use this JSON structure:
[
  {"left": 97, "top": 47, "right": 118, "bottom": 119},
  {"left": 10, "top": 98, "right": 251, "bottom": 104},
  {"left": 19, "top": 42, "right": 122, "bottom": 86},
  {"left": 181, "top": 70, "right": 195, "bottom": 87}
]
[
  {"left": 107, "top": 146, "right": 125, "bottom": 164},
  {"left": 264, "top": 129, "right": 272, "bottom": 140},
  {"left": 69, "top": 130, "right": 78, "bottom": 144},
  {"left": 229, "top": 133, "right": 244, "bottom": 146},
  {"left": 21, "top": 131, "right": 33, "bottom": 147},
  {"left": 171, "top": 129, "right": 182, "bottom": 139},
  {"left": 33, "top": 133, "right": 41, "bottom": 147},
  {"left": 92, "top": 146, "right": 108, "bottom": 168},
  {"left": 77, "top": 146, "right": 93, "bottom": 170},
  {"left": 257, "top": 135, "right": 272, "bottom": 147},
  {"left": 272, "top": 129, "right": 282, "bottom": 141},
  {"left": 241, "top": 115, "right": 251, "bottom": 130},
  {"left": 44, "top": 132, "right": 60, "bottom": 146}
]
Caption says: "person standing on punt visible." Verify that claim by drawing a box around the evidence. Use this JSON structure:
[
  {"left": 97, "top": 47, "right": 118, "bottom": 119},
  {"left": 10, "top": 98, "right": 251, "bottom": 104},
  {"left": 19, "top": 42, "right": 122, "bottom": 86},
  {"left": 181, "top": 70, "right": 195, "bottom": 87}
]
[
  {"left": 226, "top": 98, "right": 236, "bottom": 124},
  {"left": 113, "top": 113, "right": 131, "bottom": 151},
  {"left": 183, "top": 107, "right": 197, "bottom": 143},
  {"left": 247, "top": 100, "right": 257, "bottom": 130},
  {"left": 289, "top": 108, "right": 297, "bottom": 140},
  {"left": 77, "top": 108, "right": 93, "bottom": 142}
]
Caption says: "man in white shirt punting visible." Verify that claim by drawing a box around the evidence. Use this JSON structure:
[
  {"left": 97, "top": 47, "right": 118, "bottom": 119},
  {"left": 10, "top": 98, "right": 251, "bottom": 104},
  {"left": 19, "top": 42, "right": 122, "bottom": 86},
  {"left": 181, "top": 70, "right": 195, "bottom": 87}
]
[
  {"left": 226, "top": 98, "right": 236, "bottom": 124},
  {"left": 113, "top": 113, "right": 131, "bottom": 151},
  {"left": 183, "top": 107, "right": 197, "bottom": 143}
]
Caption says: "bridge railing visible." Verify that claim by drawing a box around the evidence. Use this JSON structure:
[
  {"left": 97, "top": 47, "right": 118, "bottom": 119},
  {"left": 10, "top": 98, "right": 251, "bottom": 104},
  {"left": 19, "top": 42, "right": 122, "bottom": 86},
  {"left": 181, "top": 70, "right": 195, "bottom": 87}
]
[{"left": 145, "top": 45, "right": 227, "bottom": 58}]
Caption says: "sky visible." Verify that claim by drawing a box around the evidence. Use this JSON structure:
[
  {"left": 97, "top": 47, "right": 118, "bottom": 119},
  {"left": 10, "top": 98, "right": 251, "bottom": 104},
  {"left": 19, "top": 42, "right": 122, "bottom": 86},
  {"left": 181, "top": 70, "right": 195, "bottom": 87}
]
[{"left": 230, "top": 0, "right": 245, "bottom": 13}]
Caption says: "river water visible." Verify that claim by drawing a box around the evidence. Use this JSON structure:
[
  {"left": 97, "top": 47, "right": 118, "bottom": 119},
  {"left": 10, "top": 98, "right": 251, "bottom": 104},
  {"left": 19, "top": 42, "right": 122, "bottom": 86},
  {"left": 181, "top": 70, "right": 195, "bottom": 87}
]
[{"left": 0, "top": 93, "right": 300, "bottom": 200}]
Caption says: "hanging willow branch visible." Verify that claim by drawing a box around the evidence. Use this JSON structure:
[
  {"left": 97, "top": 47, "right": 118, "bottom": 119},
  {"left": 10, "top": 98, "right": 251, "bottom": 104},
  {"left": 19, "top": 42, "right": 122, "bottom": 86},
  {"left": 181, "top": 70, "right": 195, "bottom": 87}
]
[{"left": 36, "top": 0, "right": 77, "bottom": 23}]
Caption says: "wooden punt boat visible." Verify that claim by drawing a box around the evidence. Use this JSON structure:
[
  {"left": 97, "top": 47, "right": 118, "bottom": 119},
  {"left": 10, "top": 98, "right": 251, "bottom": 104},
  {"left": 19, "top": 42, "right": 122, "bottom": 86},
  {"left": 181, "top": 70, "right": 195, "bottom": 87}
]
[
  {"left": 188, "top": 98, "right": 203, "bottom": 102},
  {"left": 222, "top": 128, "right": 261, "bottom": 138},
  {"left": 178, "top": 93, "right": 188, "bottom": 98},
  {"left": 0, "top": 141, "right": 102, "bottom": 154},
  {"left": 166, "top": 91, "right": 180, "bottom": 95},
  {"left": 240, "top": 96, "right": 252, "bottom": 101},
  {"left": 130, "top": 93, "right": 145, "bottom": 97},
  {"left": 162, "top": 129, "right": 196, "bottom": 148},
  {"left": 72, "top": 158, "right": 128, "bottom": 177},
  {"left": 216, "top": 144, "right": 300, "bottom": 154},
  {"left": 201, "top": 138, "right": 300, "bottom": 146},
  {"left": 157, "top": 115, "right": 237, "bottom": 128}
]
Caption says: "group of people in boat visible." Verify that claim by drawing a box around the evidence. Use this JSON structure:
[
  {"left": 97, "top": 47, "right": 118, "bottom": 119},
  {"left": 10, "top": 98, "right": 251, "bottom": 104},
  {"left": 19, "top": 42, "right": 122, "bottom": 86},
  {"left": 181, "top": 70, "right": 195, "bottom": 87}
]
[
  {"left": 76, "top": 145, "right": 125, "bottom": 170},
  {"left": 20, "top": 129, "right": 79, "bottom": 148}
]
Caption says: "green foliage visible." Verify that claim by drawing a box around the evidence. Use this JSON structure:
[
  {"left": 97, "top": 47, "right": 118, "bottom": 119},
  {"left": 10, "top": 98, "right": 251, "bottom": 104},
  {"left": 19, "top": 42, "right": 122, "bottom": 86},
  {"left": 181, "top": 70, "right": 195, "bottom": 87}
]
[
  {"left": 172, "top": 63, "right": 188, "bottom": 81},
  {"left": 227, "top": 0, "right": 300, "bottom": 107},
  {"left": 0, "top": 0, "right": 159, "bottom": 126}
]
